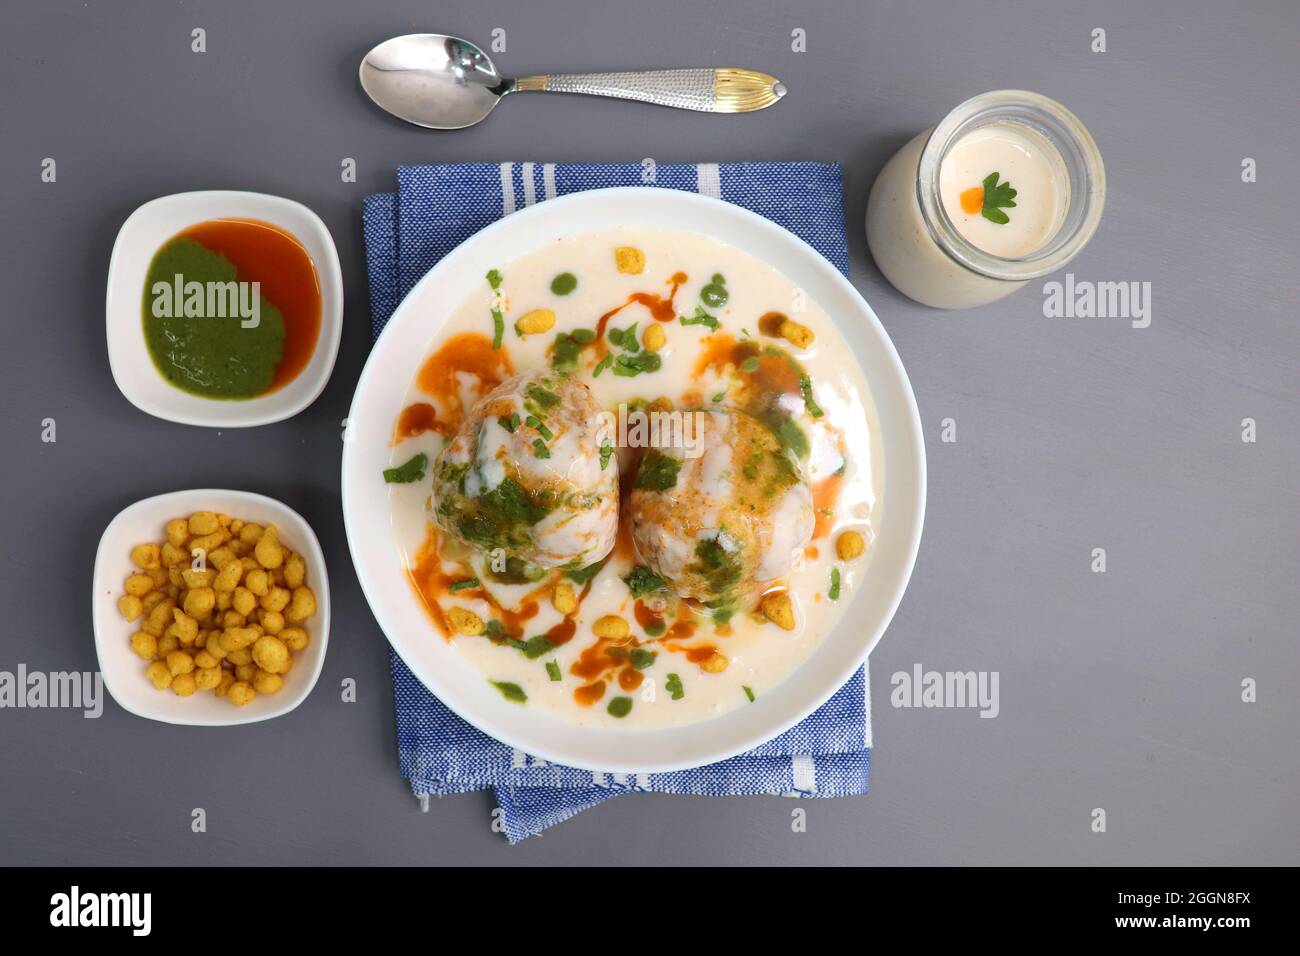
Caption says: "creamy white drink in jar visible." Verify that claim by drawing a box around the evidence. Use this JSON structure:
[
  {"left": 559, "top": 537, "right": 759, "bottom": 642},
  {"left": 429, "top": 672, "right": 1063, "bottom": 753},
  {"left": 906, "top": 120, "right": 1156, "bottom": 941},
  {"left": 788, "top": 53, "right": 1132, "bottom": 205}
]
[
  {"left": 866, "top": 90, "right": 1104, "bottom": 309},
  {"left": 938, "top": 124, "right": 1069, "bottom": 258}
]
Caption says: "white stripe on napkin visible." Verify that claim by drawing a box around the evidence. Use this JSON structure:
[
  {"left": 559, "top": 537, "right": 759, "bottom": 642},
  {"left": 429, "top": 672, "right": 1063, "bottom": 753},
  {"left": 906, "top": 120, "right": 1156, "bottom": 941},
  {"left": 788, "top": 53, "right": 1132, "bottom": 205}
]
[
  {"left": 499, "top": 162, "right": 516, "bottom": 215},
  {"left": 696, "top": 162, "right": 722, "bottom": 198},
  {"left": 791, "top": 754, "right": 817, "bottom": 794},
  {"left": 543, "top": 163, "right": 557, "bottom": 200},
  {"left": 521, "top": 161, "right": 537, "bottom": 206}
]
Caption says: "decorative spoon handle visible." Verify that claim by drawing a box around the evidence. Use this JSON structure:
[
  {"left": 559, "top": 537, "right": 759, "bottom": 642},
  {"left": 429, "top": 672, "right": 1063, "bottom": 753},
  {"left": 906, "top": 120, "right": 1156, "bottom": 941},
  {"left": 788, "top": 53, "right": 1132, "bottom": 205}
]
[{"left": 513, "top": 68, "right": 785, "bottom": 113}]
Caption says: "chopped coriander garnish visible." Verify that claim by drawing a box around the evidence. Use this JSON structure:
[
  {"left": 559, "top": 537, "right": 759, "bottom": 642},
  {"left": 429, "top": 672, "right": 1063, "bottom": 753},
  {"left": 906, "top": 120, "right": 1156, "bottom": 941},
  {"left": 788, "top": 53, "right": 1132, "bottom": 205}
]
[
  {"left": 739, "top": 356, "right": 760, "bottom": 373},
  {"left": 498, "top": 413, "right": 519, "bottom": 433},
  {"left": 630, "top": 648, "right": 657, "bottom": 670},
  {"left": 607, "top": 322, "right": 640, "bottom": 352},
  {"left": 484, "top": 619, "right": 504, "bottom": 642},
  {"left": 679, "top": 305, "right": 719, "bottom": 331},
  {"left": 449, "top": 577, "right": 479, "bottom": 592},
  {"left": 828, "top": 567, "right": 841, "bottom": 601},
  {"left": 490, "top": 680, "right": 527, "bottom": 703},
  {"left": 633, "top": 448, "right": 681, "bottom": 490},
  {"left": 665, "top": 672, "right": 685, "bottom": 701},
  {"left": 550, "top": 272, "right": 577, "bottom": 295},
  {"left": 521, "top": 635, "right": 557, "bottom": 659},
  {"left": 592, "top": 354, "right": 613, "bottom": 377},
  {"left": 611, "top": 350, "right": 662, "bottom": 377},
  {"left": 531, "top": 438, "right": 550, "bottom": 459},
  {"left": 486, "top": 270, "right": 505, "bottom": 350},
  {"left": 546, "top": 660, "right": 562, "bottom": 681},
  {"left": 599, "top": 440, "right": 614, "bottom": 470},
  {"left": 799, "top": 375, "right": 825, "bottom": 418},
  {"left": 565, "top": 560, "right": 605, "bottom": 585},
  {"left": 506, "top": 638, "right": 528, "bottom": 651},
  {"left": 383, "top": 453, "right": 428, "bottom": 483},
  {"left": 711, "top": 391, "right": 726, "bottom": 403},
  {"left": 979, "top": 171, "right": 1018, "bottom": 224},
  {"left": 524, "top": 415, "right": 553, "bottom": 440},
  {"left": 606, "top": 696, "right": 633, "bottom": 718},
  {"left": 623, "top": 564, "right": 667, "bottom": 599},
  {"left": 525, "top": 383, "right": 561, "bottom": 409},
  {"left": 644, "top": 623, "right": 666, "bottom": 638},
  {"left": 743, "top": 685, "right": 756, "bottom": 702}
]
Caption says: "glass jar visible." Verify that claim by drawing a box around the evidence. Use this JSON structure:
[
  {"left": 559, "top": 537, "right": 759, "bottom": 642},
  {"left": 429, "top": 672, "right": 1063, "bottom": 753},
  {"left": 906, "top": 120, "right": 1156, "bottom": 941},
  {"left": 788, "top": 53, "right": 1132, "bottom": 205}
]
[{"left": 866, "top": 89, "right": 1105, "bottom": 309}]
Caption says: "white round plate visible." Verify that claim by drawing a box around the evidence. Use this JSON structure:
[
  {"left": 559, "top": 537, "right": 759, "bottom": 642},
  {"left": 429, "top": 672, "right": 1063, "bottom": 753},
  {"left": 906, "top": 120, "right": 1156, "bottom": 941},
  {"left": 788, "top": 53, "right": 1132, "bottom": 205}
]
[{"left": 342, "top": 187, "right": 925, "bottom": 773}]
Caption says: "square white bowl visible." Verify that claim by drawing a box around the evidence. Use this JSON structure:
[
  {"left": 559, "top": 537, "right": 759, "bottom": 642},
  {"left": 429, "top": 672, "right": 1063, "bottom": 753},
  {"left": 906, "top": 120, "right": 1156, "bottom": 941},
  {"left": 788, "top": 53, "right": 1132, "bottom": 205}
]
[
  {"left": 92, "top": 489, "right": 330, "bottom": 725},
  {"left": 106, "top": 191, "right": 343, "bottom": 427}
]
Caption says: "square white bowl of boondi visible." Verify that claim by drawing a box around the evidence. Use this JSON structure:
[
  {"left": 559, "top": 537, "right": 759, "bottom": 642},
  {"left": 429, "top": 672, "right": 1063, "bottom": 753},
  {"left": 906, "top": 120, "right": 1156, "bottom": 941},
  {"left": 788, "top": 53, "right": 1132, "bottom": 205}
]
[{"left": 93, "top": 489, "right": 330, "bottom": 725}]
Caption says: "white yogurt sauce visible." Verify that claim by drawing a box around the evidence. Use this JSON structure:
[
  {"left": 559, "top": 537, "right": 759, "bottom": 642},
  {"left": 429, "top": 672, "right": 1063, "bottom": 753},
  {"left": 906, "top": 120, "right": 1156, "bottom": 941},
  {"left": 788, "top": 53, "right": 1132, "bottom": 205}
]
[{"left": 386, "top": 228, "right": 883, "bottom": 730}]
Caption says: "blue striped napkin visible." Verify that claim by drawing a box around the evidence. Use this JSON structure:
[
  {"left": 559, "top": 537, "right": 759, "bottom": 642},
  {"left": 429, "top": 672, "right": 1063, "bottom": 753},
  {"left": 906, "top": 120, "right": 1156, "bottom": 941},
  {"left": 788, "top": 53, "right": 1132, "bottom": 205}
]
[{"left": 362, "top": 162, "right": 871, "bottom": 843}]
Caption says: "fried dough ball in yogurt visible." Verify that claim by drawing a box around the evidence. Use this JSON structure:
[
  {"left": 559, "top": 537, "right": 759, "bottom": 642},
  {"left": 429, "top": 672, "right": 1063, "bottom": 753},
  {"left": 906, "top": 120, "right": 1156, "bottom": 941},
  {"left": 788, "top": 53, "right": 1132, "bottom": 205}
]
[
  {"left": 629, "top": 407, "right": 813, "bottom": 608},
  {"left": 430, "top": 371, "right": 618, "bottom": 570}
]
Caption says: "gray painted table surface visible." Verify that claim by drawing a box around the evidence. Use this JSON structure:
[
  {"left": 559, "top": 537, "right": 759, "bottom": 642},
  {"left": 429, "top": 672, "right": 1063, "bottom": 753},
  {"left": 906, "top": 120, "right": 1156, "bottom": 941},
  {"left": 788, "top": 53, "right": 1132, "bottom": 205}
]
[{"left": 1, "top": 0, "right": 1295, "bottom": 865}]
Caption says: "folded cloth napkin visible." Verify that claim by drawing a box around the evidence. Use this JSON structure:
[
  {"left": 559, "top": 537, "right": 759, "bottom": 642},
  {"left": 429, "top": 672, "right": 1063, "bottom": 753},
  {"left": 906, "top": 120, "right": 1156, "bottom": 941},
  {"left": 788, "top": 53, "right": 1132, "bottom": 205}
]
[{"left": 362, "top": 162, "right": 871, "bottom": 843}]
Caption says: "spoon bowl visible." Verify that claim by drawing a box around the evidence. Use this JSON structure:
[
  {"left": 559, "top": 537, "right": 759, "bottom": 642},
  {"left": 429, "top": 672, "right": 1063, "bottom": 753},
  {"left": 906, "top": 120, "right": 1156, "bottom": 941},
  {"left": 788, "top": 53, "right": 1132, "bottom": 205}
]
[{"left": 360, "top": 34, "right": 507, "bottom": 130}]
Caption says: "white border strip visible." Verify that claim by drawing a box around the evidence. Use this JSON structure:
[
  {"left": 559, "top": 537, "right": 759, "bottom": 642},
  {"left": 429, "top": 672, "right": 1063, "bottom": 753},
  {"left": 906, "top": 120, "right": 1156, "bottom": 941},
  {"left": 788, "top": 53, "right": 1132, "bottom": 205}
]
[
  {"left": 695, "top": 162, "right": 721, "bottom": 198},
  {"left": 499, "top": 162, "right": 516, "bottom": 215},
  {"left": 791, "top": 754, "right": 817, "bottom": 793},
  {"left": 521, "top": 161, "right": 537, "bottom": 207}
]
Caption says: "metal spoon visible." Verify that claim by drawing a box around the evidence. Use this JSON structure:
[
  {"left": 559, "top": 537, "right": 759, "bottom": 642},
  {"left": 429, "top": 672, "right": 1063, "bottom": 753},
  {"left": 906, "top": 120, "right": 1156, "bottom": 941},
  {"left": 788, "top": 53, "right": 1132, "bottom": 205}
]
[{"left": 359, "top": 33, "right": 786, "bottom": 130}]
